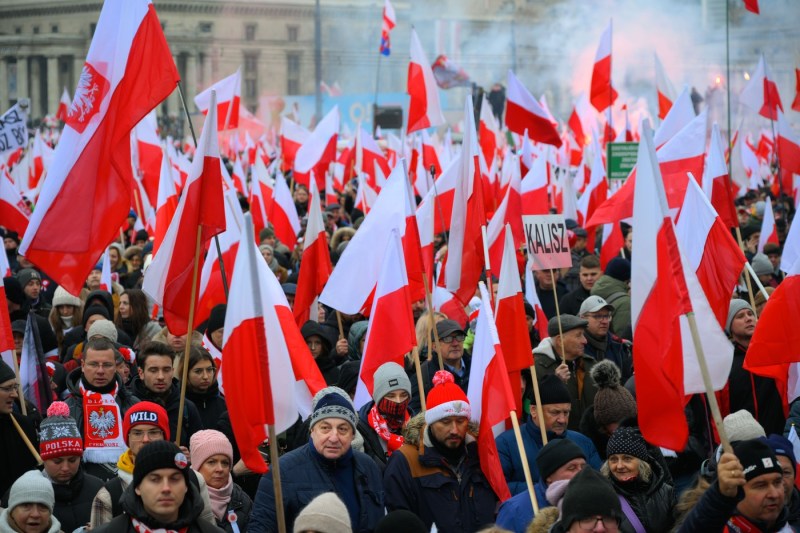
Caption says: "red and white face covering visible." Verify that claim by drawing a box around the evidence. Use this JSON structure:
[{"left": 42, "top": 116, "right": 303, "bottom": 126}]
[{"left": 80, "top": 382, "right": 127, "bottom": 463}]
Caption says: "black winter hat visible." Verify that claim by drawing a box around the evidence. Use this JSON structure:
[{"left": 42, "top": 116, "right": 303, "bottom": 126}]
[
  {"left": 82, "top": 304, "right": 111, "bottom": 328},
  {"left": 536, "top": 439, "right": 586, "bottom": 482},
  {"left": 0, "top": 359, "right": 15, "bottom": 384},
  {"left": 3, "top": 276, "right": 24, "bottom": 305},
  {"left": 374, "top": 510, "right": 427, "bottom": 533},
  {"left": 606, "top": 426, "right": 649, "bottom": 462},
  {"left": 733, "top": 439, "right": 782, "bottom": 482},
  {"left": 206, "top": 304, "right": 226, "bottom": 334},
  {"left": 605, "top": 257, "right": 631, "bottom": 282},
  {"left": 559, "top": 467, "right": 622, "bottom": 528},
  {"left": 133, "top": 440, "right": 190, "bottom": 488},
  {"left": 534, "top": 374, "right": 572, "bottom": 406}
]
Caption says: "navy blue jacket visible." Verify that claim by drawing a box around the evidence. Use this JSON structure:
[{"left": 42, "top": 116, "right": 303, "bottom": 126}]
[
  {"left": 495, "top": 416, "right": 602, "bottom": 495},
  {"left": 249, "top": 442, "right": 384, "bottom": 533},
  {"left": 383, "top": 430, "right": 498, "bottom": 533},
  {"left": 583, "top": 332, "right": 633, "bottom": 383},
  {"left": 495, "top": 478, "right": 548, "bottom": 533}
]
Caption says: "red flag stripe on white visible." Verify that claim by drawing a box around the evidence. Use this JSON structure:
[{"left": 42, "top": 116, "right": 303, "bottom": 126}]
[
  {"left": 407, "top": 28, "right": 445, "bottom": 133},
  {"left": 194, "top": 68, "right": 241, "bottom": 130}
]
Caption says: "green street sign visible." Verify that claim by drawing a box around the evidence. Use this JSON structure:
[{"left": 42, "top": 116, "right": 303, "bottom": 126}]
[{"left": 606, "top": 142, "right": 639, "bottom": 181}]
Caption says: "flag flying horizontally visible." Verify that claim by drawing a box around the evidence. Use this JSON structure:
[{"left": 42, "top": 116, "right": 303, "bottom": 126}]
[
  {"left": 142, "top": 95, "right": 226, "bottom": 336},
  {"left": 379, "top": 0, "right": 396, "bottom": 56},
  {"left": 293, "top": 178, "right": 332, "bottom": 326},
  {"left": 740, "top": 55, "right": 782, "bottom": 120},
  {"left": 293, "top": 106, "right": 339, "bottom": 191},
  {"left": 20, "top": 312, "right": 52, "bottom": 413},
  {"left": 407, "top": 28, "right": 445, "bottom": 133},
  {"left": 223, "top": 213, "right": 326, "bottom": 473},
  {"left": 590, "top": 21, "right": 618, "bottom": 113},
  {"left": 505, "top": 71, "right": 562, "bottom": 147},
  {"left": 20, "top": 0, "right": 179, "bottom": 295},
  {"left": 467, "top": 283, "right": 516, "bottom": 502},
  {"left": 194, "top": 68, "right": 241, "bottom": 131},
  {"left": 269, "top": 170, "right": 301, "bottom": 250},
  {"left": 353, "top": 229, "right": 416, "bottom": 409}
]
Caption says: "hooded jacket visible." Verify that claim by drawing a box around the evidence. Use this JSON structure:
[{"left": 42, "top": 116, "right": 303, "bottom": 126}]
[
  {"left": 590, "top": 275, "right": 631, "bottom": 337},
  {"left": 129, "top": 376, "right": 203, "bottom": 447},
  {"left": 64, "top": 368, "right": 139, "bottom": 440}
]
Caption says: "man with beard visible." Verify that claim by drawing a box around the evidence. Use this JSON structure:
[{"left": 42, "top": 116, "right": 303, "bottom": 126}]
[
  {"left": 129, "top": 341, "right": 203, "bottom": 447},
  {"left": 384, "top": 371, "right": 498, "bottom": 532}
]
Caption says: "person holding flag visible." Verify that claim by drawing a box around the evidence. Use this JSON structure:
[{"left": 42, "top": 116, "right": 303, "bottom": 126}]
[{"left": 0, "top": 359, "right": 41, "bottom": 496}]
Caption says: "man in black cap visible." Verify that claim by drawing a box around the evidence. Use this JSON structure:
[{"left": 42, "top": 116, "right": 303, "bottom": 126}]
[
  {"left": 409, "top": 319, "right": 471, "bottom": 413},
  {"left": 17, "top": 267, "right": 51, "bottom": 318},
  {"left": 496, "top": 439, "right": 591, "bottom": 533},
  {"left": 534, "top": 315, "right": 598, "bottom": 430},
  {"left": 590, "top": 257, "right": 632, "bottom": 339},
  {"left": 550, "top": 467, "right": 624, "bottom": 533},
  {"left": 93, "top": 440, "right": 221, "bottom": 533},
  {"left": 678, "top": 439, "right": 788, "bottom": 532},
  {"left": 496, "top": 374, "right": 601, "bottom": 495}
]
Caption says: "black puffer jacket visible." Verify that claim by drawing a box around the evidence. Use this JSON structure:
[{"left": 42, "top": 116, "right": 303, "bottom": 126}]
[
  {"left": 185, "top": 381, "right": 228, "bottom": 430},
  {"left": 64, "top": 369, "right": 139, "bottom": 439},
  {"left": 50, "top": 467, "right": 105, "bottom": 533},
  {"left": 214, "top": 483, "right": 252, "bottom": 533},
  {"left": 607, "top": 457, "right": 676, "bottom": 533}
]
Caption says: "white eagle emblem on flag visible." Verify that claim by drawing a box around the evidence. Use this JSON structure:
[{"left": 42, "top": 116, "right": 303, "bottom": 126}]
[
  {"left": 65, "top": 62, "right": 109, "bottom": 134},
  {"left": 89, "top": 408, "right": 117, "bottom": 439}
]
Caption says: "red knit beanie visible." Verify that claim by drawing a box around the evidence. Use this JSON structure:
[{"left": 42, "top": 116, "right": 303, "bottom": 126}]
[
  {"left": 424, "top": 371, "right": 471, "bottom": 425},
  {"left": 122, "top": 401, "right": 170, "bottom": 445}
]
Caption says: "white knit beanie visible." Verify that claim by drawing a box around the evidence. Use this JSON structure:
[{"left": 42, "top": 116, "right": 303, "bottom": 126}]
[
  {"left": 52, "top": 286, "right": 82, "bottom": 308},
  {"left": 293, "top": 492, "right": 351, "bottom": 533},
  {"left": 8, "top": 470, "right": 55, "bottom": 512},
  {"left": 724, "top": 409, "right": 766, "bottom": 443},
  {"left": 87, "top": 318, "right": 118, "bottom": 343}
]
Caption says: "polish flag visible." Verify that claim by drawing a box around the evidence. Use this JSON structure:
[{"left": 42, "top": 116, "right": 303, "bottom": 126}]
[
  {"left": 230, "top": 157, "right": 246, "bottom": 198},
  {"left": 153, "top": 144, "right": 178, "bottom": 256},
  {"left": 0, "top": 170, "right": 31, "bottom": 235},
  {"left": 132, "top": 174, "right": 155, "bottom": 235},
  {"left": 600, "top": 220, "right": 625, "bottom": 270},
  {"left": 416, "top": 185, "right": 436, "bottom": 290},
  {"left": 793, "top": 68, "right": 800, "bottom": 112},
  {"left": 280, "top": 116, "right": 309, "bottom": 172},
  {"left": 443, "top": 97, "right": 486, "bottom": 306},
  {"left": 742, "top": 0, "right": 760, "bottom": 14},
  {"left": 194, "top": 68, "right": 241, "bottom": 130},
  {"left": 675, "top": 177, "right": 747, "bottom": 329},
  {"left": 0, "top": 262, "right": 15, "bottom": 369},
  {"left": 653, "top": 87, "right": 695, "bottom": 148},
  {"left": 249, "top": 153, "right": 274, "bottom": 240},
  {"left": 523, "top": 257, "right": 549, "bottom": 340},
  {"left": 99, "top": 249, "right": 113, "bottom": 292},
  {"left": 165, "top": 139, "right": 189, "bottom": 191},
  {"left": 588, "top": 110, "right": 707, "bottom": 226},
  {"left": 28, "top": 132, "right": 54, "bottom": 193},
  {"left": 407, "top": 28, "right": 445, "bottom": 133},
  {"left": 20, "top": 0, "right": 179, "bottom": 296},
  {"left": 495, "top": 225, "right": 533, "bottom": 413},
  {"left": 19, "top": 313, "right": 52, "bottom": 413},
  {"left": 614, "top": 105, "right": 634, "bottom": 142},
  {"left": 520, "top": 152, "right": 549, "bottom": 215},
  {"left": 702, "top": 123, "right": 739, "bottom": 230},
  {"left": 432, "top": 286, "right": 470, "bottom": 329},
  {"left": 758, "top": 199, "right": 780, "bottom": 253},
  {"left": 55, "top": 88, "right": 71, "bottom": 121},
  {"left": 479, "top": 94, "right": 501, "bottom": 169},
  {"left": 269, "top": 171, "right": 301, "bottom": 250},
  {"left": 414, "top": 140, "right": 435, "bottom": 199},
  {"left": 354, "top": 176, "right": 379, "bottom": 215},
  {"left": 577, "top": 140, "right": 608, "bottom": 251},
  {"left": 777, "top": 110, "right": 800, "bottom": 176},
  {"left": 142, "top": 95, "right": 226, "bottom": 336},
  {"left": 654, "top": 54, "right": 677, "bottom": 120},
  {"left": 486, "top": 161, "right": 523, "bottom": 271},
  {"left": 353, "top": 229, "right": 416, "bottom": 408},
  {"left": 356, "top": 126, "right": 390, "bottom": 189},
  {"left": 244, "top": 131, "right": 257, "bottom": 167},
  {"left": 132, "top": 111, "right": 162, "bottom": 206},
  {"left": 590, "top": 21, "right": 618, "bottom": 113},
  {"left": 421, "top": 130, "right": 442, "bottom": 179},
  {"left": 223, "top": 213, "right": 326, "bottom": 473},
  {"left": 294, "top": 106, "right": 338, "bottom": 191},
  {"left": 740, "top": 55, "right": 783, "bottom": 120},
  {"left": 519, "top": 132, "right": 535, "bottom": 177},
  {"left": 379, "top": 0, "right": 396, "bottom": 56},
  {"left": 568, "top": 93, "right": 596, "bottom": 147},
  {"left": 467, "top": 282, "right": 517, "bottom": 502},
  {"left": 325, "top": 172, "right": 338, "bottom": 206},
  {"left": 781, "top": 212, "right": 800, "bottom": 275},
  {"left": 293, "top": 178, "right": 332, "bottom": 326},
  {"left": 506, "top": 70, "right": 562, "bottom": 147}
]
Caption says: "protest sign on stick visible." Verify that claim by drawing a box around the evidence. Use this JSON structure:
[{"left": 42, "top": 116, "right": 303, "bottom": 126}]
[{"left": 0, "top": 100, "right": 29, "bottom": 156}]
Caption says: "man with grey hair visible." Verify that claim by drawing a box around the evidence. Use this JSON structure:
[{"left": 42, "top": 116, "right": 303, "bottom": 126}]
[{"left": 249, "top": 387, "right": 384, "bottom": 533}]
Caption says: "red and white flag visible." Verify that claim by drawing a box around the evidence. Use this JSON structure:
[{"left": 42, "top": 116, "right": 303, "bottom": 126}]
[
  {"left": 600, "top": 220, "right": 625, "bottom": 270},
  {"left": 269, "top": 171, "right": 301, "bottom": 250},
  {"left": 777, "top": 110, "right": 800, "bottom": 176},
  {"left": 354, "top": 176, "right": 379, "bottom": 215},
  {"left": 702, "top": 123, "right": 739, "bottom": 230},
  {"left": 653, "top": 86, "right": 694, "bottom": 148},
  {"left": 523, "top": 257, "right": 549, "bottom": 340},
  {"left": 293, "top": 178, "right": 332, "bottom": 326},
  {"left": 142, "top": 95, "right": 226, "bottom": 336},
  {"left": 479, "top": 94, "right": 501, "bottom": 169},
  {"left": 19, "top": 313, "right": 52, "bottom": 413},
  {"left": 520, "top": 152, "right": 549, "bottom": 215},
  {"left": 758, "top": 198, "right": 780, "bottom": 253},
  {"left": 407, "top": 28, "right": 445, "bottom": 133},
  {"left": 230, "top": 157, "right": 246, "bottom": 198},
  {"left": 356, "top": 126, "right": 390, "bottom": 190},
  {"left": 99, "top": 249, "right": 112, "bottom": 292},
  {"left": 467, "top": 282, "right": 517, "bottom": 502},
  {"left": 249, "top": 153, "right": 274, "bottom": 241},
  {"left": 793, "top": 68, "right": 800, "bottom": 113},
  {"left": 56, "top": 88, "right": 71, "bottom": 121},
  {"left": 740, "top": 55, "right": 783, "bottom": 120},
  {"left": 654, "top": 54, "right": 677, "bottom": 120},
  {"left": 223, "top": 213, "right": 326, "bottom": 473},
  {"left": 0, "top": 257, "right": 16, "bottom": 368},
  {"left": 279, "top": 116, "right": 309, "bottom": 172},
  {"left": 20, "top": 0, "right": 178, "bottom": 295},
  {"left": 27, "top": 132, "right": 54, "bottom": 194},
  {"left": 132, "top": 111, "right": 162, "bottom": 206},
  {"left": 153, "top": 144, "right": 178, "bottom": 256},
  {"left": 590, "top": 21, "right": 618, "bottom": 113},
  {"left": 486, "top": 161, "right": 523, "bottom": 271},
  {"left": 293, "top": 106, "right": 338, "bottom": 191},
  {"left": 325, "top": 171, "right": 338, "bottom": 206},
  {"left": 194, "top": 68, "right": 241, "bottom": 130},
  {"left": 0, "top": 169, "right": 31, "bottom": 235},
  {"left": 379, "top": 0, "right": 396, "bottom": 56},
  {"left": 577, "top": 140, "right": 608, "bottom": 250},
  {"left": 506, "top": 70, "right": 562, "bottom": 147},
  {"left": 353, "top": 229, "right": 416, "bottom": 408},
  {"left": 568, "top": 93, "right": 596, "bottom": 147}
]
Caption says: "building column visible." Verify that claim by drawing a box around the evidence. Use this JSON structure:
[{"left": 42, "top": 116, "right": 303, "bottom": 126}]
[
  {"left": 185, "top": 52, "right": 197, "bottom": 110},
  {"left": 0, "top": 58, "right": 8, "bottom": 109},
  {"left": 30, "top": 57, "right": 42, "bottom": 118},
  {"left": 165, "top": 54, "right": 179, "bottom": 116},
  {"left": 47, "top": 55, "right": 59, "bottom": 116},
  {"left": 16, "top": 55, "right": 28, "bottom": 103},
  {"left": 73, "top": 54, "right": 84, "bottom": 88}
]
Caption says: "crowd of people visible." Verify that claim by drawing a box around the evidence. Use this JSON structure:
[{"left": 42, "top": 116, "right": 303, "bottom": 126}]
[{"left": 1, "top": 154, "right": 797, "bottom": 533}]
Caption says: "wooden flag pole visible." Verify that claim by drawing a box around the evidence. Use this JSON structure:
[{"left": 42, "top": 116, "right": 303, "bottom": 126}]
[
  {"left": 268, "top": 424, "right": 287, "bottom": 533},
  {"left": 412, "top": 347, "right": 427, "bottom": 412},
  {"left": 685, "top": 311, "right": 732, "bottom": 454},
  {"left": 11, "top": 413, "right": 42, "bottom": 465},
  {"left": 509, "top": 410, "right": 539, "bottom": 516},
  {"left": 422, "top": 274, "right": 444, "bottom": 369},
  {"left": 550, "top": 269, "right": 565, "bottom": 364},
  {"left": 529, "top": 364, "right": 548, "bottom": 445},
  {"left": 175, "top": 225, "right": 203, "bottom": 446},
  {"left": 335, "top": 310, "right": 345, "bottom": 340},
  {"left": 734, "top": 227, "right": 759, "bottom": 317}
]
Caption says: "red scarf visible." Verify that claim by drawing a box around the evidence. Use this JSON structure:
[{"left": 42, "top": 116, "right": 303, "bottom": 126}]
[
  {"left": 80, "top": 381, "right": 126, "bottom": 463},
  {"left": 368, "top": 401, "right": 409, "bottom": 456}
]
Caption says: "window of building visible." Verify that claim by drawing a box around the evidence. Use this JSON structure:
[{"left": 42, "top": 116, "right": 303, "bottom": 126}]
[
  {"left": 287, "top": 53, "right": 300, "bottom": 76},
  {"left": 287, "top": 79, "right": 299, "bottom": 95},
  {"left": 244, "top": 54, "right": 258, "bottom": 74},
  {"left": 32, "top": 26, "right": 40, "bottom": 34},
  {"left": 51, "top": 25, "right": 58, "bottom": 33},
  {"left": 245, "top": 24, "right": 256, "bottom": 41},
  {"left": 90, "top": 23, "right": 96, "bottom": 36},
  {"left": 14, "top": 27, "right": 21, "bottom": 35},
  {"left": 287, "top": 26, "right": 299, "bottom": 42},
  {"left": 199, "top": 22, "right": 213, "bottom": 33}
]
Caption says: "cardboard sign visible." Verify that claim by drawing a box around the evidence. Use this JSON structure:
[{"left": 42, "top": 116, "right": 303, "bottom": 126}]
[
  {"left": 523, "top": 214, "right": 571, "bottom": 271},
  {"left": 0, "top": 100, "right": 29, "bottom": 156}
]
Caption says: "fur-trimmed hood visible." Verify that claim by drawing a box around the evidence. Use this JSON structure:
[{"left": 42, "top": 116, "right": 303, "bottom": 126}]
[{"left": 402, "top": 412, "right": 479, "bottom": 447}]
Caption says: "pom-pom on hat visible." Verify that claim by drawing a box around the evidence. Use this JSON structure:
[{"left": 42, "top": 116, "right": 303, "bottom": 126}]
[
  {"left": 591, "top": 360, "right": 637, "bottom": 426},
  {"left": 424, "top": 371, "right": 471, "bottom": 425},
  {"left": 39, "top": 401, "right": 83, "bottom": 459}
]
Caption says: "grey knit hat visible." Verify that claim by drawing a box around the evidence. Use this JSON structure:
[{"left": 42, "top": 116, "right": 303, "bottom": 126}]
[
  {"left": 293, "top": 492, "right": 351, "bottom": 533},
  {"left": 8, "top": 470, "right": 55, "bottom": 512},
  {"left": 724, "top": 409, "right": 765, "bottom": 443},
  {"left": 371, "top": 362, "right": 411, "bottom": 404},
  {"left": 726, "top": 299, "right": 753, "bottom": 334},
  {"left": 87, "top": 318, "right": 118, "bottom": 343},
  {"left": 310, "top": 386, "right": 358, "bottom": 431},
  {"left": 751, "top": 254, "right": 773, "bottom": 277},
  {"left": 52, "top": 286, "right": 82, "bottom": 308}
]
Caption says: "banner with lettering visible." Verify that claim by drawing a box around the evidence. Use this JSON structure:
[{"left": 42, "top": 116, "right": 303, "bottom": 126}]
[
  {"left": 0, "top": 100, "right": 29, "bottom": 156},
  {"left": 523, "top": 214, "right": 572, "bottom": 270}
]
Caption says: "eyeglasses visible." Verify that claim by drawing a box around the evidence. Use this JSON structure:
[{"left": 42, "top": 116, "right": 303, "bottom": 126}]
[
  {"left": 84, "top": 362, "right": 115, "bottom": 370},
  {"left": 128, "top": 429, "right": 164, "bottom": 440},
  {"left": 587, "top": 313, "right": 613, "bottom": 321},
  {"left": 0, "top": 384, "right": 19, "bottom": 394},
  {"left": 440, "top": 333, "right": 465, "bottom": 343},
  {"left": 577, "top": 516, "right": 620, "bottom": 531}
]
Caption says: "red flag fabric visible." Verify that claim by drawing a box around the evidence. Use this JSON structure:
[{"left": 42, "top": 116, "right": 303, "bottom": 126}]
[
  {"left": 132, "top": 111, "right": 161, "bottom": 207},
  {"left": 521, "top": 153, "right": 550, "bottom": 215},
  {"left": 577, "top": 141, "right": 609, "bottom": 235},
  {"left": 223, "top": 213, "right": 326, "bottom": 473},
  {"left": 0, "top": 258, "right": 16, "bottom": 369},
  {"left": 353, "top": 229, "right": 416, "bottom": 408},
  {"left": 600, "top": 221, "right": 625, "bottom": 270},
  {"left": 279, "top": 116, "right": 309, "bottom": 172},
  {"left": 495, "top": 225, "right": 533, "bottom": 373},
  {"left": 293, "top": 178, "right": 332, "bottom": 326},
  {"left": 506, "top": 70, "right": 562, "bottom": 147},
  {"left": 293, "top": 106, "right": 338, "bottom": 191},
  {"left": 467, "top": 283, "right": 517, "bottom": 502},
  {"left": 653, "top": 87, "right": 695, "bottom": 148},
  {"left": 793, "top": 68, "right": 800, "bottom": 112},
  {"left": 248, "top": 152, "right": 274, "bottom": 240},
  {"left": 741, "top": 56, "right": 783, "bottom": 120},
  {"left": 655, "top": 54, "right": 676, "bottom": 120},
  {"left": 55, "top": 88, "right": 71, "bottom": 121},
  {"left": 268, "top": 171, "right": 301, "bottom": 250},
  {"left": 153, "top": 144, "right": 178, "bottom": 257},
  {"left": 777, "top": 110, "right": 800, "bottom": 176},
  {"left": 523, "top": 258, "right": 550, "bottom": 340},
  {"left": 590, "top": 22, "right": 618, "bottom": 113},
  {"left": 479, "top": 94, "right": 500, "bottom": 169},
  {"left": 194, "top": 68, "right": 241, "bottom": 131},
  {"left": 20, "top": 1, "right": 178, "bottom": 295},
  {"left": 486, "top": 163, "right": 523, "bottom": 271},
  {"left": 407, "top": 28, "right": 445, "bottom": 133},
  {"left": 379, "top": 0, "right": 396, "bottom": 56},
  {"left": 142, "top": 96, "right": 226, "bottom": 336},
  {"left": 743, "top": 0, "right": 760, "bottom": 14},
  {"left": 630, "top": 122, "right": 693, "bottom": 451},
  {"left": 703, "top": 124, "right": 739, "bottom": 230},
  {"left": 0, "top": 169, "right": 31, "bottom": 235}
]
